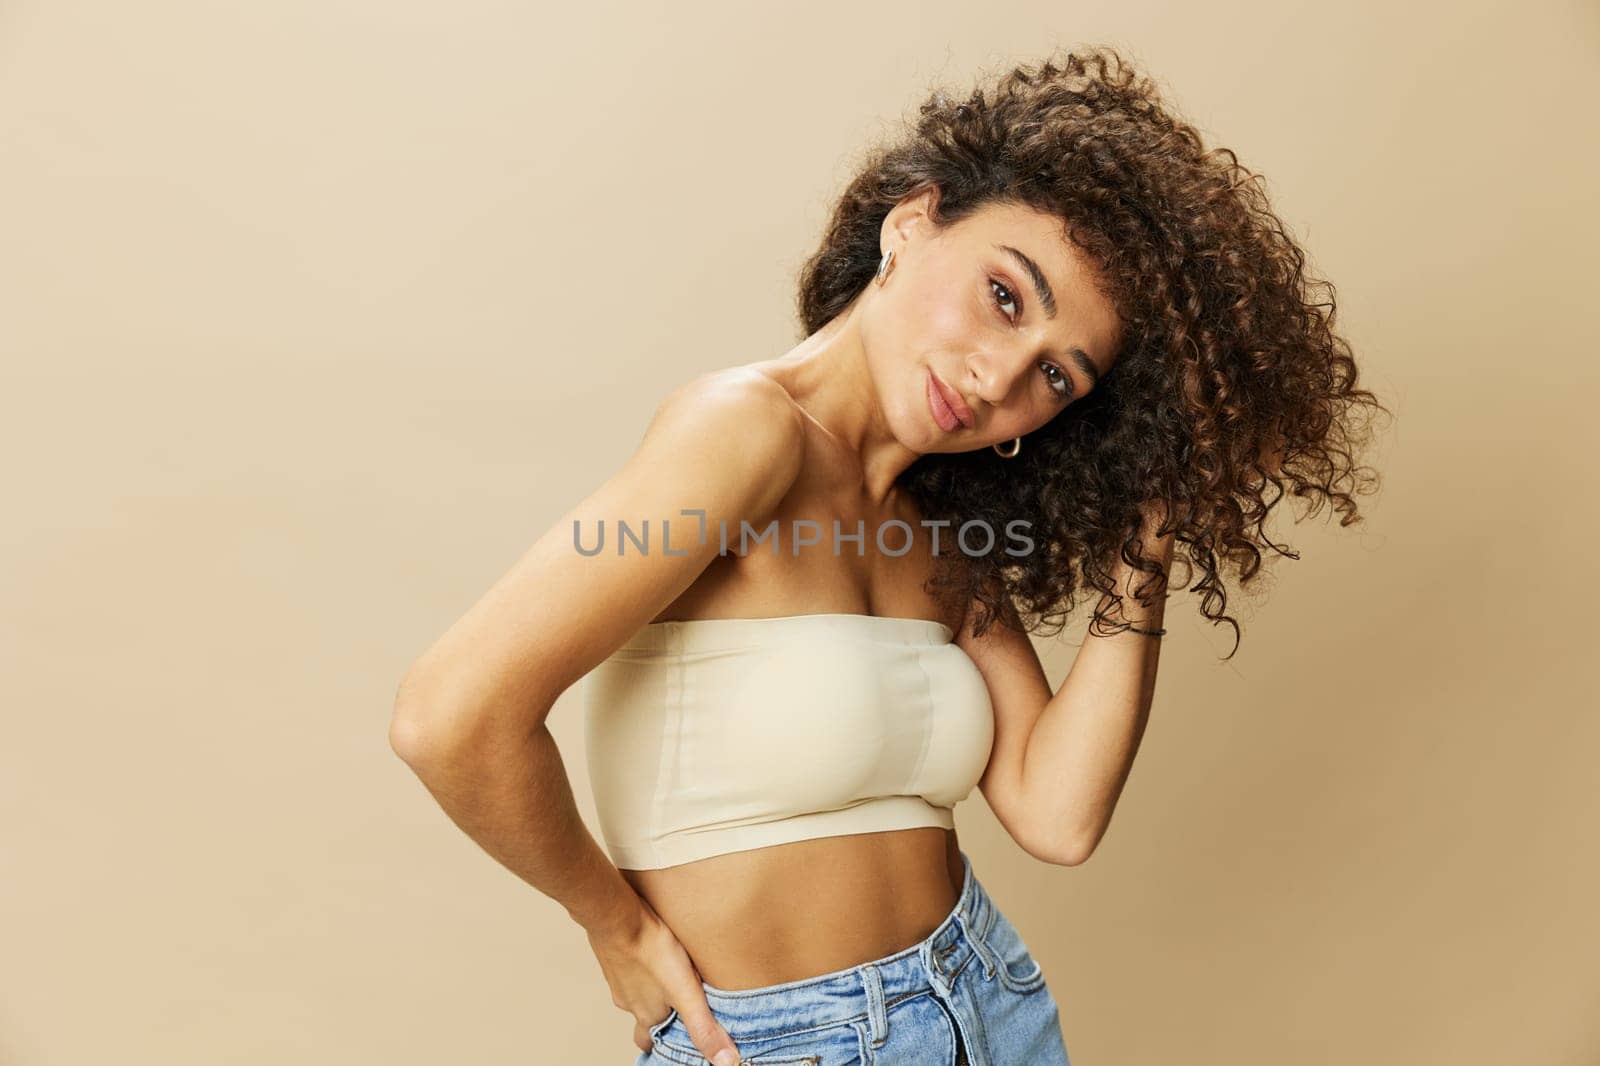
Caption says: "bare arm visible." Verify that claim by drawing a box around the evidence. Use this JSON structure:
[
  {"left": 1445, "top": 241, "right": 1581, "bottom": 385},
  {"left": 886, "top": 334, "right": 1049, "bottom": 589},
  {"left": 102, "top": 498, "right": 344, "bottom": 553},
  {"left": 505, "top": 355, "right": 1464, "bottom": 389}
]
[
  {"left": 962, "top": 504, "right": 1176, "bottom": 866},
  {"left": 389, "top": 369, "right": 803, "bottom": 1059}
]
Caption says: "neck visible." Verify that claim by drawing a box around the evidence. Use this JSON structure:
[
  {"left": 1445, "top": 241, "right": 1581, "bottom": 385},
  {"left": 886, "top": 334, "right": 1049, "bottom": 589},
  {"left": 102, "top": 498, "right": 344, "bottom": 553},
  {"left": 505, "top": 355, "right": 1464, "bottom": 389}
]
[{"left": 772, "top": 291, "right": 923, "bottom": 507}]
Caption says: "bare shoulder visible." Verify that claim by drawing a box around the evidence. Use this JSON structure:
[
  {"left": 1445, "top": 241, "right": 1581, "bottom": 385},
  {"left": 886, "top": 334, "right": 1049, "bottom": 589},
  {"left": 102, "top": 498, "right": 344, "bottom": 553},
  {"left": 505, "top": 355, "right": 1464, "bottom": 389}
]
[
  {"left": 645, "top": 367, "right": 807, "bottom": 501},
  {"left": 658, "top": 366, "right": 804, "bottom": 433}
]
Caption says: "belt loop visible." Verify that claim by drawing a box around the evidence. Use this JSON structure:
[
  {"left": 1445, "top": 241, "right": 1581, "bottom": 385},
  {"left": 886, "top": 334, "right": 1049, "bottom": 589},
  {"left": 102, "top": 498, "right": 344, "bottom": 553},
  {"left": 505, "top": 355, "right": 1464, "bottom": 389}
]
[
  {"left": 956, "top": 910, "right": 997, "bottom": 981},
  {"left": 860, "top": 962, "right": 888, "bottom": 1048}
]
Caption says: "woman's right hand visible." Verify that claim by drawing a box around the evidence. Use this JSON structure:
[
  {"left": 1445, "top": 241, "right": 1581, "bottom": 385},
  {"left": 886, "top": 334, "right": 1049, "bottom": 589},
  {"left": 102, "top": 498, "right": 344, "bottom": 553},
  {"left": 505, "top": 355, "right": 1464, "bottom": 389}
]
[{"left": 587, "top": 895, "right": 743, "bottom": 1066}]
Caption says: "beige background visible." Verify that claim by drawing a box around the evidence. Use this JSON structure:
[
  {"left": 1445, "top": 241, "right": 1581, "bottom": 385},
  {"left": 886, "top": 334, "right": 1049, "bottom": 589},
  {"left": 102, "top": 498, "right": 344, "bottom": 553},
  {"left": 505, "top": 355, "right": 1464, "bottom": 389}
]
[{"left": 3, "top": 1, "right": 1597, "bottom": 1063}]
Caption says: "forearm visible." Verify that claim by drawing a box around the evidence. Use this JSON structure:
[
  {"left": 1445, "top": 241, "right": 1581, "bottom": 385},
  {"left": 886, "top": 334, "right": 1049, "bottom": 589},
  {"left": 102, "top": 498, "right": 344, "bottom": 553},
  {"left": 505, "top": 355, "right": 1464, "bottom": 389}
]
[
  {"left": 1022, "top": 525, "right": 1175, "bottom": 861},
  {"left": 399, "top": 723, "right": 644, "bottom": 941}
]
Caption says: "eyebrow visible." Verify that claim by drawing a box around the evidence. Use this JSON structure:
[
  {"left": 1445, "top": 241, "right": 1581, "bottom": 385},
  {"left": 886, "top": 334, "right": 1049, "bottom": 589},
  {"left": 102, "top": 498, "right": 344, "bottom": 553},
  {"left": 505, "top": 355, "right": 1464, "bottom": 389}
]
[
  {"left": 1065, "top": 345, "right": 1101, "bottom": 391},
  {"left": 994, "top": 242, "right": 1102, "bottom": 391},
  {"left": 995, "top": 243, "right": 1058, "bottom": 318}
]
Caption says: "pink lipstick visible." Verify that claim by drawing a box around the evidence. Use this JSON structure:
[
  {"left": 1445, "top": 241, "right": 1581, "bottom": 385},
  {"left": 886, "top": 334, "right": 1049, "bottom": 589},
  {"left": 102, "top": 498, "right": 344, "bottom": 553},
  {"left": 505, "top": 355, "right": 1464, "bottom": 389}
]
[{"left": 926, "top": 369, "right": 972, "bottom": 432}]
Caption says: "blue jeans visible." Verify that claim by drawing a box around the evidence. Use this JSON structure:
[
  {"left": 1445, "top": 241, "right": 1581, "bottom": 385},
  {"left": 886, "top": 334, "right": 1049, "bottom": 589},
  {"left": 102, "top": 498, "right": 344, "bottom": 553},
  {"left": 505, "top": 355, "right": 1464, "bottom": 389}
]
[{"left": 638, "top": 850, "right": 1070, "bottom": 1065}]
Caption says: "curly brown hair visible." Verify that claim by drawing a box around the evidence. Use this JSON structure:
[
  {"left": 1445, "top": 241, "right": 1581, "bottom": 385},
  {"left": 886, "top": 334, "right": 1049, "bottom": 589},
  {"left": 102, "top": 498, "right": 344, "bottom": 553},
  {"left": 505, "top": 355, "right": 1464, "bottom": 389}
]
[{"left": 795, "top": 46, "right": 1389, "bottom": 659}]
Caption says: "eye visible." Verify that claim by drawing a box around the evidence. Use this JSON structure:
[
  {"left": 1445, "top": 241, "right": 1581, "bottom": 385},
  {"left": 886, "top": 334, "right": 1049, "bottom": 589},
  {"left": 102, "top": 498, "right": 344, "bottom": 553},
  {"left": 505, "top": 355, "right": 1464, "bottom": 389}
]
[
  {"left": 1040, "top": 362, "right": 1072, "bottom": 401},
  {"left": 989, "top": 278, "right": 1021, "bottom": 323}
]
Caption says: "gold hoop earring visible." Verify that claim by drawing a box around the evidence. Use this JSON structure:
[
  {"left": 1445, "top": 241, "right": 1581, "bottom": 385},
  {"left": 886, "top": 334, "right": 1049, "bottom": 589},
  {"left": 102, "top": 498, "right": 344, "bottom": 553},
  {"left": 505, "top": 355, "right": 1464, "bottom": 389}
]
[
  {"left": 875, "top": 248, "right": 895, "bottom": 284},
  {"left": 993, "top": 437, "right": 1021, "bottom": 458}
]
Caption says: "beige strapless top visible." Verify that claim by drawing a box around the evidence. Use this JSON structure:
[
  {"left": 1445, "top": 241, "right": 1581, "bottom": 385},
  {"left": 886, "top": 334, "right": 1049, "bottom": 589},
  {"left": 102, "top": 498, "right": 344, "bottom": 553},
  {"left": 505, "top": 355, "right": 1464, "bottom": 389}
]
[{"left": 582, "top": 612, "right": 995, "bottom": 870}]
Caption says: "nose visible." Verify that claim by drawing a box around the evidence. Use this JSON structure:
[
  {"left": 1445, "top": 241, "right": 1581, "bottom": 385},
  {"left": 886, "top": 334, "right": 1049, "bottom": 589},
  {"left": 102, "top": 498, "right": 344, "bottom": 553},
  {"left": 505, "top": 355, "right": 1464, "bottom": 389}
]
[{"left": 964, "top": 349, "right": 1024, "bottom": 408}]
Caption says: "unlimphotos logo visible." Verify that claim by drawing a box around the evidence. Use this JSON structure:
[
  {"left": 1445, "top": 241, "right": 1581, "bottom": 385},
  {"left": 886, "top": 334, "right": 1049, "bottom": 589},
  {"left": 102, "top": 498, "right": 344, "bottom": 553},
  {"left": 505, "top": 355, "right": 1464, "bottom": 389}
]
[{"left": 573, "top": 509, "right": 1035, "bottom": 558}]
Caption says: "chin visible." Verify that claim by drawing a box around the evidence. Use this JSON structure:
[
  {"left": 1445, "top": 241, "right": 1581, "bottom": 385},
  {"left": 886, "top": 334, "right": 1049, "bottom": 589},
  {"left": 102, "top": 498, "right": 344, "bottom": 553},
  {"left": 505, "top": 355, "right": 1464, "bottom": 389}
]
[{"left": 892, "top": 394, "right": 937, "bottom": 453}]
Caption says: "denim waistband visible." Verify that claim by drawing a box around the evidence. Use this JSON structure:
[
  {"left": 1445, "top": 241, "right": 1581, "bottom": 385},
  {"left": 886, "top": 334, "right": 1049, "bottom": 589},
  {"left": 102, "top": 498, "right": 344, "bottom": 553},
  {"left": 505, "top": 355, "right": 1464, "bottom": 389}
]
[{"left": 661, "top": 849, "right": 1001, "bottom": 1042}]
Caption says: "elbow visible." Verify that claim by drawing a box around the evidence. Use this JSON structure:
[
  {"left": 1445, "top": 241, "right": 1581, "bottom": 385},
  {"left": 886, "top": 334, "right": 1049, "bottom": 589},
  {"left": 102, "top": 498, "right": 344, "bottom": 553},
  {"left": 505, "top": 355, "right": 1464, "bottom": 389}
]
[
  {"left": 389, "top": 669, "right": 471, "bottom": 770},
  {"left": 1037, "top": 839, "right": 1091, "bottom": 868},
  {"left": 1058, "top": 824, "right": 1106, "bottom": 867},
  {"left": 1023, "top": 820, "right": 1096, "bottom": 868},
  {"left": 1059, "top": 840, "right": 1094, "bottom": 867},
  {"left": 388, "top": 704, "right": 438, "bottom": 769},
  {"left": 389, "top": 666, "right": 553, "bottom": 769}
]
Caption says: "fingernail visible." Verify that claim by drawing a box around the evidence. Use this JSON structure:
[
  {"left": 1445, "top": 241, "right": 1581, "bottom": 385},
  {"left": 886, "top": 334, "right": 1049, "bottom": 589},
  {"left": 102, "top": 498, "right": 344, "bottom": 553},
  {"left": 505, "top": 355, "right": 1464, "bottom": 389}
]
[{"left": 713, "top": 1050, "right": 739, "bottom": 1066}]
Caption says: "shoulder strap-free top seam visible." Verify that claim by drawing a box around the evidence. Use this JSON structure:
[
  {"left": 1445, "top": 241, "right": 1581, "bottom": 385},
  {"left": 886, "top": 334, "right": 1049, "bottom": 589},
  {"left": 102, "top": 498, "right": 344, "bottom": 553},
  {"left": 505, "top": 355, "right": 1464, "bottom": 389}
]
[
  {"left": 904, "top": 645, "right": 936, "bottom": 796},
  {"left": 644, "top": 622, "right": 686, "bottom": 871}
]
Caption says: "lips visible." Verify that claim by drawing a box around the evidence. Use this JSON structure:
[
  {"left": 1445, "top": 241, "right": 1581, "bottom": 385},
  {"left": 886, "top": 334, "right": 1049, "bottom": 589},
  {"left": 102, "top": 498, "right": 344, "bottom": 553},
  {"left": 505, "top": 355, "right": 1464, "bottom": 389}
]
[{"left": 927, "top": 369, "right": 974, "bottom": 431}]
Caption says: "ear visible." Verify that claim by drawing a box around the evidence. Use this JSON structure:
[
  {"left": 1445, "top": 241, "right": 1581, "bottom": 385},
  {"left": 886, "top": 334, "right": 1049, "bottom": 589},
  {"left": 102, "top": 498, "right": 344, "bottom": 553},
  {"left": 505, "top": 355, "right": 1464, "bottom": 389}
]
[{"left": 880, "top": 183, "right": 944, "bottom": 250}]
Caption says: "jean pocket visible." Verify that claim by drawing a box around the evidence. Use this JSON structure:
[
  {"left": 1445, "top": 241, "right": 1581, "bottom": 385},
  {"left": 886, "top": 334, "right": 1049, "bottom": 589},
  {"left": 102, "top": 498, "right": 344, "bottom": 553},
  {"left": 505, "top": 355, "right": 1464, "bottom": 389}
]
[
  {"left": 655, "top": 1020, "right": 832, "bottom": 1066},
  {"left": 648, "top": 1007, "right": 680, "bottom": 1041},
  {"left": 646, "top": 1021, "right": 703, "bottom": 1066},
  {"left": 653, "top": 1036, "right": 822, "bottom": 1066},
  {"left": 977, "top": 906, "right": 1047, "bottom": 994},
  {"left": 648, "top": 1008, "right": 706, "bottom": 1066}
]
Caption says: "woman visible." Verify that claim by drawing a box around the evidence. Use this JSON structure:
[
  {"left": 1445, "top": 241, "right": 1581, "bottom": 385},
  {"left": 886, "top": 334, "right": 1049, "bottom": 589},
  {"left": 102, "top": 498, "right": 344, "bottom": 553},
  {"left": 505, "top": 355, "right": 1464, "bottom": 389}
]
[{"left": 390, "top": 47, "right": 1385, "bottom": 1065}]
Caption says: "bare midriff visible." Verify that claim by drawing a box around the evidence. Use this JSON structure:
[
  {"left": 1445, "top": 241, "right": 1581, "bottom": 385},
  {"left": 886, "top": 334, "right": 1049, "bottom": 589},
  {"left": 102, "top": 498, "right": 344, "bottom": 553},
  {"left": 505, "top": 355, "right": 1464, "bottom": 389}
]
[{"left": 619, "top": 826, "right": 966, "bottom": 991}]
